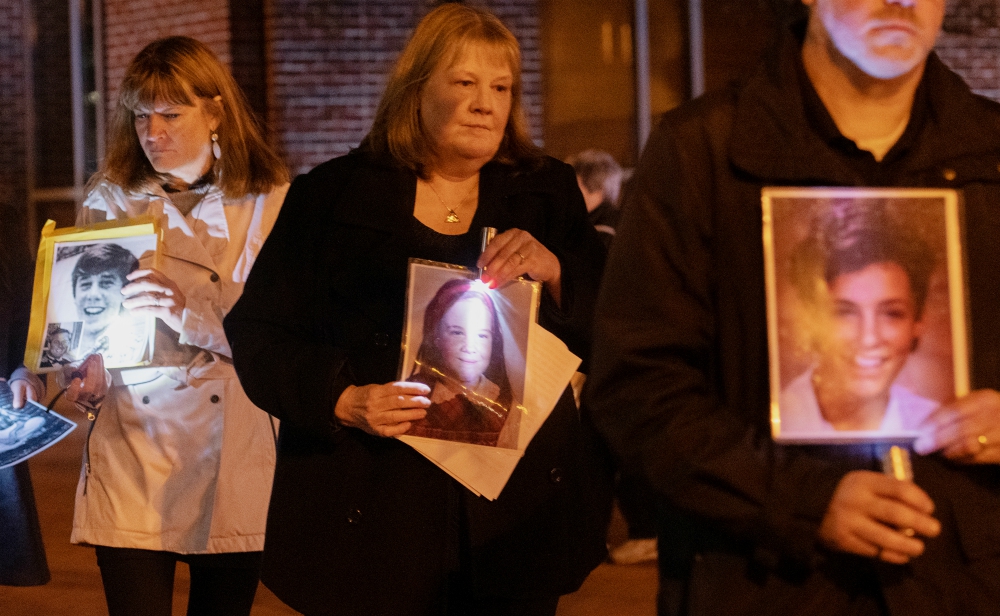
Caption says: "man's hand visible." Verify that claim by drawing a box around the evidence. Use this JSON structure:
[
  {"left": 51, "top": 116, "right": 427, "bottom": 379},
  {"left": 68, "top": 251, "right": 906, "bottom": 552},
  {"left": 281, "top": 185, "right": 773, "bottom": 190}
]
[
  {"left": 915, "top": 389, "right": 1000, "bottom": 463},
  {"left": 819, "top": 470, "right": 940, "bottom": 565}
]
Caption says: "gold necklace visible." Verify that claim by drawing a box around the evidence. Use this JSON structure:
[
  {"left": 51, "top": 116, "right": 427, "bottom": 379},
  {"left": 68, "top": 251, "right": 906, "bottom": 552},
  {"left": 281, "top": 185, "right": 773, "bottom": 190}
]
[{"left": 425, "top": 178, "right": 478, "bottom": 224}]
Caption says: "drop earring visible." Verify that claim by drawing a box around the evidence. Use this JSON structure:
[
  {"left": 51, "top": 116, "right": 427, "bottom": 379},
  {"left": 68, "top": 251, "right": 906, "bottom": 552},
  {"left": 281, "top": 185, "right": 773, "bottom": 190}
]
[{"left": 211, "top": 132, "right": 222, "bottom": 159}]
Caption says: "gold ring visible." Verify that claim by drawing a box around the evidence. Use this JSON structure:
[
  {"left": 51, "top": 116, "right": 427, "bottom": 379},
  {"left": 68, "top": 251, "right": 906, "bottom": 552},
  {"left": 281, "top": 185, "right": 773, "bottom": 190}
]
[
  {"left": 514, "top": 251, "right": 526, "bottom": 264},
  {"left": 978, "top": 434, "right": 988, "bottom": 449}
]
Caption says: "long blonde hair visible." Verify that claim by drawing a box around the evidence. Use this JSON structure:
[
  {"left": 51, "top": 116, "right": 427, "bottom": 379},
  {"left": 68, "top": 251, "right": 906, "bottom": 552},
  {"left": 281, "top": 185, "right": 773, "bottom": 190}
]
[
  {"left": 101, "top": 36, "right": 287, "bottom": 199},
  {"left": 363, "top": 4, "right": 542, "bottom": 176}
]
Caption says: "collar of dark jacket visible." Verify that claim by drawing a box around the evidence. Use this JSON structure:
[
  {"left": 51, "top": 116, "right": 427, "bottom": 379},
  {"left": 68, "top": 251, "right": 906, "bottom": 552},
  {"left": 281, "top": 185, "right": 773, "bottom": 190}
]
[
  {"left": 728, "top": 25, "right": 1000, "bottom": 186},
  {"left": 329, "top": 147, "right": 560, "bottom": 232}
]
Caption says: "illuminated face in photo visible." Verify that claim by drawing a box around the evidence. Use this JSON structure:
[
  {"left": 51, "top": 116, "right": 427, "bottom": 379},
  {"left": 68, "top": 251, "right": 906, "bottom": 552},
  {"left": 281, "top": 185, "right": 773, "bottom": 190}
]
[
  {"left": 74, "top": 270, "right": 126, "bottom": 334},
  {"left": 816, "top": 260, "right": 924, "bottom": 406},
  {"left": 437, "top": 296, "right": 494, "bottom": 386}
]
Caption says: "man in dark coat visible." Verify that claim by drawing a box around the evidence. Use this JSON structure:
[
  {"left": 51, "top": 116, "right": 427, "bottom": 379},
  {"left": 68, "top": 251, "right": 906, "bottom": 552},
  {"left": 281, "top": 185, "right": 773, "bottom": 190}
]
[{"left": 589, "top": 0, "right": 1000, "bottom": 614}]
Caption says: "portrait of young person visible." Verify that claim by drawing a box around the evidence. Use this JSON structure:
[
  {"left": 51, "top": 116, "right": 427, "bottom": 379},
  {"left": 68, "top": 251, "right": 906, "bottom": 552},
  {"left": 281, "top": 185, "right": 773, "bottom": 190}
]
[
  {"left": 405, "top": 277, "right": 516, "bottom": 448},
  {"left": 224, "top": 4, "right": 613, "bottom": 615},
  {"left": 71, "top": 36, "right": 290, "bottom": 616},
  {"left": 779, "top": 199, "right": 944, "bottom": 436},
  {"left": 588, "top": 0, "right": 1000, "bottom": 614}
]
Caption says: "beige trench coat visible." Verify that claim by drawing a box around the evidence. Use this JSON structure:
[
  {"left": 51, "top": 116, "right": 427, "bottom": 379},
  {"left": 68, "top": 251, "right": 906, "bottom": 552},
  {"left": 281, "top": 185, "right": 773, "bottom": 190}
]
[{"left": 70, "top": 179, "right": 288, "bottom": 554}]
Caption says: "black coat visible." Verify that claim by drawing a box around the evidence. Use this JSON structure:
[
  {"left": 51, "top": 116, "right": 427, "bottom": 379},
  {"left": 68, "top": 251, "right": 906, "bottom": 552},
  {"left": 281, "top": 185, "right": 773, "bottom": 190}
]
[
  {"left": 589, "top": 26, "right": 1000, "bottom": 616},
  {"left": 0, "top": 204, "right": 50, "bottom": 586},
  {"left": 225, "top": 149, "right": 612, "bottom": 615}
]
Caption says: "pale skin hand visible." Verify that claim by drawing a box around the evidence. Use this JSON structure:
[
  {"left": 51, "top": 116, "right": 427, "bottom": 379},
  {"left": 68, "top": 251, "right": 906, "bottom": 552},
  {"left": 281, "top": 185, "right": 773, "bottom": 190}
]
[
  {"left": 121, "top": 268, "right": 187, "bottom": 333},
  {"left": 334, "top": 382, "right": 431, "bottom": 438},
  {"left": 819, "top": 470, "right": 940, "bottom": 565},
  {"left": 7, "top": 379, "right": 39, "bottom": 409},
  {"left": 913, "top": 389, "right": 1000, "bottom": 463},
  {"left": 476, "top": 228, "right": 562, "bottom": 306}
]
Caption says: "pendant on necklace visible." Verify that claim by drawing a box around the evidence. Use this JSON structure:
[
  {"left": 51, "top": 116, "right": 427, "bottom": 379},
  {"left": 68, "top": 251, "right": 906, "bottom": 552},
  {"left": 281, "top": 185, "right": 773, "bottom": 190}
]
[{"left": 446, "top": 211, "right": 460, "bottom": 223}]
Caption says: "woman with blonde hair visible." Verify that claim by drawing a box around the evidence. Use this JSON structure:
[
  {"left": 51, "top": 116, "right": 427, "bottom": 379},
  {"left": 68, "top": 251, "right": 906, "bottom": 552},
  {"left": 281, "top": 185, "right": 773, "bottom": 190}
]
[
  {"left": 225, "top": 4, "right": 611, "bottom": 615},
  {"left": 75, "top": 36, "right": 288, "bottom": 616}
]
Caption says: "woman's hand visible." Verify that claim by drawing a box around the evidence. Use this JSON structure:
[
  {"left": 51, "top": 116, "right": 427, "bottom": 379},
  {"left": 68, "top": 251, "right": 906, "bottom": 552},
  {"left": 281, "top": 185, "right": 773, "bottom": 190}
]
[
  {"left": 477, "top": 229, "right": 563, "bottom": 306},
  {"left": 8, "top": 378, "right": 39, "bottom": 409},
  {"left": 63, "top": 354, "right": 109, "bottom": 414},
  {"left": 334, "top": 382, "right": 431, "bottom": 437},
  {"left": 818, "top": 470, "right": 940, "bottom": 565},
  {"left": 121, "top": 268, "right": 187, "bottom": 333},
  {"left": 914, "top": 389, "right": 1000, "bottom": 463}
]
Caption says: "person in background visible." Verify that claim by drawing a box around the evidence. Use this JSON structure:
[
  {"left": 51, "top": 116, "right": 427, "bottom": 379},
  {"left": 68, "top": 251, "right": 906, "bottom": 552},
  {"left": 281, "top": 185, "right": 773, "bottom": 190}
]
[
  {"left": 589, "top": 0, "right": 1000, "bottom": 613},
  {"left": 73, "top": 36, "right": 289, "bottom": 616},
  {"left": 568, "top": 149, "right": 623, "bottom": 248},
  {"left": 224, "top": 5, "right": 612, "bottom": 615},
  {"left": 571, "top": 148, "right": 657, "bottom": 565}
]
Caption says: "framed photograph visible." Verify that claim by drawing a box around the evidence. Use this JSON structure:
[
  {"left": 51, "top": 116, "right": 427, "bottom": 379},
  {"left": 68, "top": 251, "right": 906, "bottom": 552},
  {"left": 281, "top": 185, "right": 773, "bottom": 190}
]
[
  {"left": 398, "top": 259, "right": 541, "bottom": 450},
  {"left": 762, "top": 187, "right": 969, "bottom": 444},
  {"left": 25, "top": 219, "right": 160, "bottom": 372},
  {"left": 0, "top": 380, "right": 76, "bottom": 470}
]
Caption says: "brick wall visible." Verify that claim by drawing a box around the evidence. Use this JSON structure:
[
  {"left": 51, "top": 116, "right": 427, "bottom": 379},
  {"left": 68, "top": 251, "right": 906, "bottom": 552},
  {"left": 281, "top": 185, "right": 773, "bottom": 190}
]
[
  {"left": 102, "top": 0, "right": 230, "bottom": 122},
  {"left": 266, "top": 0, "right": 543, "bottom": 175},
  {"left": 937, "top": 0, "right": 1000, "bottom": 100},
  {"left": 0, "top": 0, "right": 27, "bottom": 210}
]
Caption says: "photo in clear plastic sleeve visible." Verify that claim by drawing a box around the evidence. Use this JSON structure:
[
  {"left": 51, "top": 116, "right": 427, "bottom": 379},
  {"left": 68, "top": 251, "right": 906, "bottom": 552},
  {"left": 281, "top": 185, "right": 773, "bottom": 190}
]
[
  {"left": 399, "top": 260, "right": 537, "bottom": 449},
  {"left": 28, "top": 224, "right": 159, "bottom": 373},
  {"left": 762, "top": 188, "right": 969, "bottom": 444}
]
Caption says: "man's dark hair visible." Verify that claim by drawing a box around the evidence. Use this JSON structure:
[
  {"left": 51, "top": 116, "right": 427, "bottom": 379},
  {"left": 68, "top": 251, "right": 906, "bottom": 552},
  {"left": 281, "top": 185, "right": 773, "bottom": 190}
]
[
  {"left": 790, "top": 199, "right": 936, "bottom": 318},
  {"left": 71, "top": 243, "right": 139, "bottom": 297}
]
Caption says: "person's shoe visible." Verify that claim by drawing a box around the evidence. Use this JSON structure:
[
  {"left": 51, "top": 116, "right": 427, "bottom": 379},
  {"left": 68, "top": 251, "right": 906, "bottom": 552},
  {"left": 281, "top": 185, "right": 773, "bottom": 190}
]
[{"left": 609, "top": 537, "right": 658, "bottom": 565}]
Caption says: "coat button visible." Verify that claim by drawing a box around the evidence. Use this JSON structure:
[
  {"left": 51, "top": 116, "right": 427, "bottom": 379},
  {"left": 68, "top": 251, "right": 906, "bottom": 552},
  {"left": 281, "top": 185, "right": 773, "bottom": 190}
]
[
  {"left": 210, "top": 395, "right": 220, "bottom": 403},
  {"left": 943, "top": 168, "right": 957, "bottom": 181},
  {"left": 373, "top": 332, "right": 388, "bottom": 348},
  {"left": 549, "top": 467, "right": 563, "bottom": 484},
  {"left": 347, "top": 508, "right": 363, "bottom": 524},
  {"left": 142, "top": 396, "right": 150, "bottom": 404},
  {"left": 210, "top": 272, "right": 220, "bottom": 282}
]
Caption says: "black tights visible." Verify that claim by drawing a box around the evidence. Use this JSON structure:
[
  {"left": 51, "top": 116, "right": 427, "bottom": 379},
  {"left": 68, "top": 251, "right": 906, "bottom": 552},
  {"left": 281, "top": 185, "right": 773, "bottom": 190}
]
[{"left": 95, "top": 546, "right": 261, "bottom": 616}]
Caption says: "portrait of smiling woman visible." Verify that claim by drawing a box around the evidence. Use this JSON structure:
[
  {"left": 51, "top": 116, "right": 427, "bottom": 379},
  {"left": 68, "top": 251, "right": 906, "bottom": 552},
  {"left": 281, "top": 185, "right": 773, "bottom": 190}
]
[
  {"left": 225, "top": 4, "right": 611, "bottom": 615},
  {"left": 780, "top": 199, "right": 942, "bottom": 435}
]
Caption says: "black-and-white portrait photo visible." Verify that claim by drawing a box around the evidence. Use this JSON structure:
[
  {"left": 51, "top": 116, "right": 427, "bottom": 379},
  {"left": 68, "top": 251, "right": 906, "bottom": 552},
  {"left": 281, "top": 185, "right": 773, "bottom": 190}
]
[
  {"left": 400, "top": 261, "right": 536, "bottom": 449},
  {"left": 39, "top": 233, "right": 157, "bottom": 371},
  {"left": 39, "top": 323, "right": 80, "bottom": 368}
]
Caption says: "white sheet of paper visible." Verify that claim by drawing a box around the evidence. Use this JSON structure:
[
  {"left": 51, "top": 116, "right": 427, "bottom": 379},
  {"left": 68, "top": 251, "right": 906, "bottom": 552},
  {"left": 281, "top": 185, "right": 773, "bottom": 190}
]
[{"left": 399, "top": 322, "right": 581, "bottom": 500}]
